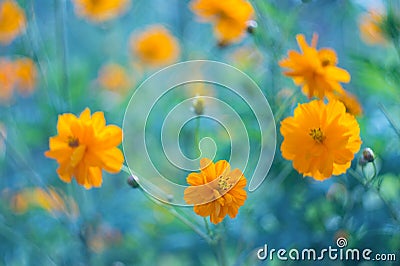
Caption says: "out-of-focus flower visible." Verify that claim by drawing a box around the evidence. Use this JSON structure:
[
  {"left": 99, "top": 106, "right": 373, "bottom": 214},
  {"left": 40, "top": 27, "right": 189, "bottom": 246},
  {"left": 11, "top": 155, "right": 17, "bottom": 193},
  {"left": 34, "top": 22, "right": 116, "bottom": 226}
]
[
  {"left": 72, "top": 0, "right": 130, "bottom": 23},
  {"left": 13, "top": 58, "right": 37, "bottom": 95},
  {"left": 184, "top": 158, "right": 247, "bottom": 224},
  {"left": 130, "top": 25, "right": 180, "bottom": 67},
  {"left": 87, "top": 224, "right": 122, "bottom": 253},
  {"left": 190, "top": 0, "right": 254, "bottom": 45},
  {"left": 229, "top": 46, "right": 263, "bottom": 70},
  {"left": 97, "top": 63, "right": 131, "bottom": 92},
  {"left": 10, "top": 187, "right": 79, "bottom": 218},
  {"left": 0, "top": 0, "right": 26, "bottom": 45},
  {"left": 359, "top": 10, "right": 388, "bottom": 46},
  {"left": 280, "top": 100, "right": 362, "bottom": 181},
  {"left": 0, "top": 57, "right": 37, "bottom": 102},
  {"left": 279, "top": 34, "right": 350, "bottom": 99},
  {"left": 11, "top": 193, "right": 28, "bottom": 213},
  {"left": 337, "top": 91, "right": 363, "bottom": 116},
  {"left": 0, "top": 58, "right": 15, "bottom": 101},
  {"left": 45, "top": 108, "right": 124, "bottom": 189}
]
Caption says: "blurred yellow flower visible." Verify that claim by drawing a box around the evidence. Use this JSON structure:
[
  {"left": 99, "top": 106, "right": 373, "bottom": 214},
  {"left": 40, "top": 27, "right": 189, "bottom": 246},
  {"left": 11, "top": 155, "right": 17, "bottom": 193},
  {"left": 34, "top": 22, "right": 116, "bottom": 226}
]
[
  {"left": 359, "top": 10, "right": 387, "bottom": 46},
  {"left": 0, "top": 58, "right": 15, "bottom": 101},
  {"left": 337, "top": 91, "right": 363, "bottom": 116},
  {"left": 11, "top": 187, "right": 79, "bottom": 218},
  {"left": 14, "top": 57, "right": 37, "bottom": 95},
  {"left": 190, "top": 0, "right": 254, "bottom": 45},
  {"left": 280, "top": 100, "right": 362, "bottom": 181},
  {"left": 0, "top": 0, "right": 26, "bottom": 45},
  {"left": 0, "top": 57, "right": 37, "bottom": 102},
  {"left": 130, "top": 25, "right": 180, "bottom": 67},
  {"left": 98, "top": 63, "right": 131, "bottom": 92},
  {"left": 73, "top": 0, "right": 130, "bottom": 23},
  {"left": 45, "top": 108, "right": 124, "bottom": 189},
  {"left": 279, "top": 34, "right": 351, "bottom": 99},
  {"left": 184, "top": 158, "right": 247, "bottom": 224}
]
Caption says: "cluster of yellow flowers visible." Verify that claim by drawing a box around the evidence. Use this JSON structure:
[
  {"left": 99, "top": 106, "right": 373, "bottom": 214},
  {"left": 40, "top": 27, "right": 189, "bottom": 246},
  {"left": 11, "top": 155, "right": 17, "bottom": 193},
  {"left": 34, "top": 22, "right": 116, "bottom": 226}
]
[
  {"left": 279, "top": 34, "right": 363, "bottom": 181},
  {"left": 3, "top": 0, "right": 389, "bottom": 227}
]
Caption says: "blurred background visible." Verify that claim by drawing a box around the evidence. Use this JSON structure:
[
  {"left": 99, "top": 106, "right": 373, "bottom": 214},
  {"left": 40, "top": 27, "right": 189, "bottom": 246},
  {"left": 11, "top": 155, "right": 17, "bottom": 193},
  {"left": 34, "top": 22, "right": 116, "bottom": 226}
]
[{"left": 0, "top": 0, "right": 399, "bottom": 265}]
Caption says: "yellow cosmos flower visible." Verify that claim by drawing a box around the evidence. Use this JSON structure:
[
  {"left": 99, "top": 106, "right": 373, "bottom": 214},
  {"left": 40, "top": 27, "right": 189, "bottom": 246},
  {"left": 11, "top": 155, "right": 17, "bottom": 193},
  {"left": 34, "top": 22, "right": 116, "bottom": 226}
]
[
  {"left": 190, "top": 0, "right": 254, "bottom": 44},
  {"left": 280, "top": 100, "right": 362, "bottom": 181},
  {"left": 97, "top": 63, "right": 131, "bottom": 92},
  {"left": 184, "top": 158, "right": 247, "bottom": 224},
  {"left": 359, "top": 10, "right": 387, "bottom": 46},
  {"left": 279, "top": 34, "right": 351, "bottom": 99},
  {"left": 45, "top": 108, "right": 124, "bottom": 189},
  {"left": 130, "top": 25, "right": 180, "bottom": 67},
  {"left": 0, "top": 0, "right": 26, "bottom": 45},
  {"left": 73, "top": 0, "right": 130, "bottom": 23}
]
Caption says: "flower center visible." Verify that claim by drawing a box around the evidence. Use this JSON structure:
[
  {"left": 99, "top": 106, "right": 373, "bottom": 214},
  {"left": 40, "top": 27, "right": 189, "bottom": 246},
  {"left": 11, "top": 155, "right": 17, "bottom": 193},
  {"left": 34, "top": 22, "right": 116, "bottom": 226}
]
[
  {"left": 68, "top": 136, "right": 80, "bottom": 148},
  {"left": 309, "top": 128, "right": 325, "bottom": 144},
  {"left": 217, "top": 175, "right": 233, "bottom": 191}
]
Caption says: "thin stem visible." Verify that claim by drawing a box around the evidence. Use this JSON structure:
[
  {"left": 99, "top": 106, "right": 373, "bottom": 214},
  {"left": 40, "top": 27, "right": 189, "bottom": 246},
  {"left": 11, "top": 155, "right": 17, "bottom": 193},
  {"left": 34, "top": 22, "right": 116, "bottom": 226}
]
[
  {"left": 204, "top": 217, "right": 212, "bottom": 238},
  {"left": 348, "top": 169, "right": 400, "bottom": 224},
  {"left": 212, "top": 236, "right": 228, "bottom": 266},
  {"left": 55, "top": 0, "right": 70, "bottom": 108},
  {"left": 379, "top": 103, "right": 400, "bottom": 138},
  {"left": 139, "top": 187, "right": 213, "bottom": 243},
  {"left": 194, "top": 116, "right": 201, "bottom": 157}
]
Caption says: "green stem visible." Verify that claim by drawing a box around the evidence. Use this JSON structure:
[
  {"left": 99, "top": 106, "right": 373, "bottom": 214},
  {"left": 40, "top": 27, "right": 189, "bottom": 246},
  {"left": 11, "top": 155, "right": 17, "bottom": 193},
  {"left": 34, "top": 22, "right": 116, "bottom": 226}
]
[
  {"left": 194, "top": 116, "right": 201, "bottom": 157},
  {"left": 348, "top": 169, "right": 400, "bottom": 224},
  {"left": 379, "top": 103, "right": 400, "bottom": 138},
  {"left": 141, "top": 187, "right": 213, "bottom": 243},
  {"left": 212, "top": 236, "right": 228, "bottom": 266},
  {"left": 55, "top": 0, "right": 70, "bottom": 108},
  {"left": 123, "top": 165, "right": 213, "bottom": 243}
]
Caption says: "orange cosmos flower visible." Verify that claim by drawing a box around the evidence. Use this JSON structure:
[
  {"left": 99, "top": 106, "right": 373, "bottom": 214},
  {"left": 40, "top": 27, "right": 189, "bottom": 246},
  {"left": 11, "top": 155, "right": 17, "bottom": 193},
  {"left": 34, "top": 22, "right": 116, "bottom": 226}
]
[
  {"left": 13, "top": 57, "right": 37, "bottom": 95},
  {"left": 98, "top": 63, "right": 131, "bottom": 92},
  {"left": 130, "top": 25, "right": 180, "bottom": 67},
  {"left": 184, "top": 158, "right": 247, "bottom": 224},
  {"left": 279, "top": 34, "right": 351, "bottom": 99},
  {"left": 359, "top": 10, "right": 388, "bottom": 46},
  {"left": 0, "top": 0, "right": 26, "bottom": 45},
  {"left": 280, "top": 100, "right": 362, "bottom": 181},
  {"left": 45, "top": 108, "right": 124, "bottom": 189},
  {"left": 190, "top": 0, "right": 254, "bottom": 45},
  {"left": 73, "top": 0, "right": 130, "bottom": 23},
  {"left": 0, "top": 58, "right": 15, "bottom": 101}
]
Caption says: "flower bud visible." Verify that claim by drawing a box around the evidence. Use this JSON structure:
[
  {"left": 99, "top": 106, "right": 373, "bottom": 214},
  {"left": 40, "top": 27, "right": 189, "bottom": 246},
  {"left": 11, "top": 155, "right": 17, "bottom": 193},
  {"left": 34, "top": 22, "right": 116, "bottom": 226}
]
[
  {"left": 246, "top": 20, "right": 258, "bottom": 34},
  {"left": 127, "top": 175, "right": 140, "bottom": 188},
  {"left": 191, "top": 96, "right": 204, "bottom": 115},
  {"left": 362, "top": 147, "right": 375, "bottom": 163}
]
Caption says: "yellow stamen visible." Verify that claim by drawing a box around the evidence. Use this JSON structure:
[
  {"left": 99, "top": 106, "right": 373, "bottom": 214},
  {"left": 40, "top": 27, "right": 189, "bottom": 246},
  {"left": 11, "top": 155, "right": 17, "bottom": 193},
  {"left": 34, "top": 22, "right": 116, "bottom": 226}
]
[
  {"left": 218, "top": 175, "right": 233, "bottom": 191},
  {"left": 68, "top": 136, "right": 79, "bottom": 148},
  {"left": 309, "top": 128, "right": 325, "bottom": 144}
]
